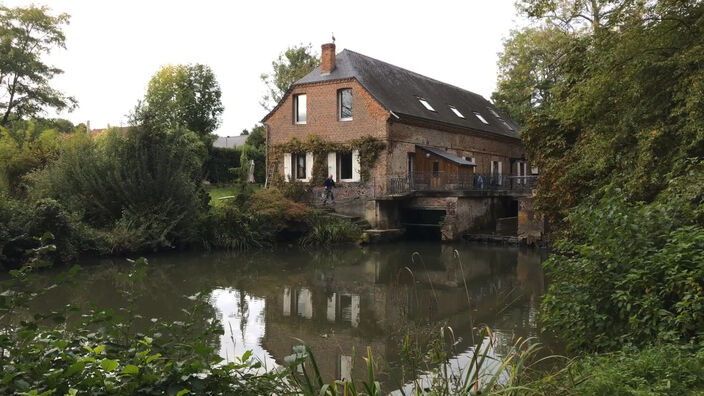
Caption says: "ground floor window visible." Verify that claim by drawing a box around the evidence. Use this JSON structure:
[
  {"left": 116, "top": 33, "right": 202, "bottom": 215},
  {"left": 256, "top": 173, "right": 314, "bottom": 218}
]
[
  {"left": 517, "top": 161, "right": 527, "bottom": 184},
  {"left": 337, "top": 152, "right": 353, "bottom": 180},
  {"left": 432, "top": 161, "right": 439, "bottom": 178},
  {"left": 294, "top": 153, "right": 306, "bottom": 180}
]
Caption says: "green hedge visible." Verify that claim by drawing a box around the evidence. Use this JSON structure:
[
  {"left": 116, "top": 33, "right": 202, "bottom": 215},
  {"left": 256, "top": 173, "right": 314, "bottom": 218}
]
[{"left": 206, "top": 147, "right": 241, "bottom": 183}]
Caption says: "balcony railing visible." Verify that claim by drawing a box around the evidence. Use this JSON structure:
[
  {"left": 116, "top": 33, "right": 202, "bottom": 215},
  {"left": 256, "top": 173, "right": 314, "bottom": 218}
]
[{"left": 376, "top": 172, "right": 537, "bottom": 196}]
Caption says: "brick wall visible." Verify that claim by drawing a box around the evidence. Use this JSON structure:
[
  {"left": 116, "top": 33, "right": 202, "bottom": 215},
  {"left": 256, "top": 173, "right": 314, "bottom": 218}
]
[
  {"left": 264, "top": 79, "right": 390, "bottom": 180},
  {"left": 387, "top": 122, "right": 525, "bottom": 176}
]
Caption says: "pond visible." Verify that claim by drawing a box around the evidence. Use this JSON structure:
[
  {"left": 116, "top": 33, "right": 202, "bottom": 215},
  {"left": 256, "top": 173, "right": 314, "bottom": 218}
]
[{"left": 32, "top": 241, "right": 552, "bottom": 391}]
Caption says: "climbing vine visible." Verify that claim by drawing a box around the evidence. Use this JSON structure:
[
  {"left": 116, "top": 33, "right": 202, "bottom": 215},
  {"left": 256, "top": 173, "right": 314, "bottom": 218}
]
[{"left": 269, "top": 135, "right": 385, "bottom": 185}]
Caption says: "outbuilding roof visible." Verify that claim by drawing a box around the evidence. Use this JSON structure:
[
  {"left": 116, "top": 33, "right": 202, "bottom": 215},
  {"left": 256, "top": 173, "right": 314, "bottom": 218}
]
[
  {"left": 213, "top": 135, "right": 247, "bottom": 149},
  {"left": 418, "top": 145, "right": 476, "bottom": 166},
  {"left": 293, "top": 49, "right": 520, "bottom": 139}
]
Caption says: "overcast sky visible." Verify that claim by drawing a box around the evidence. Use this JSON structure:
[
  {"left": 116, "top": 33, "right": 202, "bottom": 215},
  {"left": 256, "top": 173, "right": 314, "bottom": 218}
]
[{"left": 3, "top": 0, "right": 526, "bottom": 136}]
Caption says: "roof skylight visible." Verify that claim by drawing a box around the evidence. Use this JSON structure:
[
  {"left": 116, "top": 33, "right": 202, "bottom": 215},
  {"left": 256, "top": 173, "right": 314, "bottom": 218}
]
[
  {"left": 488, "top": 108, "right": 500, "bottom": 118},
  {"left": 474, "top": 112, "right": 489, "bottom": 124},
  {"left": 449, "top": 105, "right": 464, "bottom": 118},
  {"left": 417, "top": 97, "right": 435, "bottom": 112}
]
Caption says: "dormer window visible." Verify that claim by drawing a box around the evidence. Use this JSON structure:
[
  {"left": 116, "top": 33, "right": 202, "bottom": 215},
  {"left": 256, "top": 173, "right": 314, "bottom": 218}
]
[
  {"left": 417, "top": 97, "right": 435, "bottom": 112},
  {"left": 473, "top": 112, "right": 489, "bottom": 124},
  {"left": 449, "top": 105, "right": 464, "bottom": 118},
  {"left": 338, "top": 88, "right": 353, "bottom": 121},
  {"left": 294, "top": 94, "right": 307, "bottom": 124}
]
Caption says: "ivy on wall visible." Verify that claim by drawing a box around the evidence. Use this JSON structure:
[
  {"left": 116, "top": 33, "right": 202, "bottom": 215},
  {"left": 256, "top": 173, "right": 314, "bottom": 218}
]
[{"left": 269, "top": 135, "right": 386, "bottom": 186}]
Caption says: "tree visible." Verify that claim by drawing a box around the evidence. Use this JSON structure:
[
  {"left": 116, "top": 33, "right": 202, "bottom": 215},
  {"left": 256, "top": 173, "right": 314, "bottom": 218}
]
[
  {"left": 260, "top": 44, "right": 320, "bottom": 110},
  {"left": 0, "top": 5, "right": 76, "bottom": 126},
  {"left": 518, "top": 0, "right": 638, "bottom": 32},
  {"left": 492, "top": 27, "right": 572, "bottom": 126},
  {"left": 132, "top": 64, "right": 224, "bottom": 138},
  {"left": 240, "top": 125, "right": 266, "bottom": 183}
]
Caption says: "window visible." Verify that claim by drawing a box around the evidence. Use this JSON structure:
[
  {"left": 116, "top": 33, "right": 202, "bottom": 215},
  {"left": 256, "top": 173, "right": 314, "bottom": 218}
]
[
  {"left": 488, "top": 107, "right": 500, "bottom": 118},
  {"left": 464, "top": 156, "right": 475, "bottom": 164},
  {"left": 417, "top": 97, "right": 436, "bottom": 111},
  {"left": 337, "top": 152, "right": 353, "bottom": 180},
  {"left": 338, "top": 89, "right": 353, "bottom": 120},
  {"left": 449, "top": 105, "right": 464, "bottom": 118},
  {"left": 501, "top": 120, "right": 514, "bottom": 131},
  {"left": 294, "top": 153, "right": 307, "bottom": 179},
  {"left": 474, "top": 112, "right": 489, "bottom": 124},
  {"left": 432, "top": 161, "right": 439, "bottom": 178},
  {"left": 294, "top": 94, "right": 307, "bottom": 124},
  {"left": 491, "top": 160, "right": 502, "bottom": 185}
]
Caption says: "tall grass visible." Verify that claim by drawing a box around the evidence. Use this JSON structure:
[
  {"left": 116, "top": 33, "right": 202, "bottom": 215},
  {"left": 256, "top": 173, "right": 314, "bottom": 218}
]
[
  {"left": 280, "top": 249, "right": 571, "bottom": 395},
  {"left": 299, "top": 211, "right": 362, "bottom": 246}
]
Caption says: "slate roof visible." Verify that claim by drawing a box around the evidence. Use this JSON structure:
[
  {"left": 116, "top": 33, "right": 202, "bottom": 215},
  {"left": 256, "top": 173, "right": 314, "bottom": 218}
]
[
  {"left": 213, "top": 135, "right": 247, "bottom": 149},
  {"left": 418, "top": 146, "right": 476, "bottom": 166},
  {"left": 293, "top": 49, "right": 520, "bottom": 139}
]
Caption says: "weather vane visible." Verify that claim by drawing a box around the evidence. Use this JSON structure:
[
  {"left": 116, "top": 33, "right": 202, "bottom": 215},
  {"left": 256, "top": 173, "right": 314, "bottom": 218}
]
[{"left": 332, "top": 33, "right": 336, "bottom": 44}]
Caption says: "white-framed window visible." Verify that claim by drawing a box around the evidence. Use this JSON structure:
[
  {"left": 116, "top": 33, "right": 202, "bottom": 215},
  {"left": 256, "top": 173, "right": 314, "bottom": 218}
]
[
  {"left": 327, "top": 150, "right": 360, "bottom": 182},
  {"left": 417, "top": 97, "right": 436, "bottom": 112},
  {"left": 449, "top": 105, "right": 465, "bottom": 118},
  {"left": 338, "top": 88, "right": 353, "bottom": 121},
  {"left": 284, "top": 152, "right": 312, "bottom": 182},
  {"left": 474, "top": 112, "right": 489, "bottom": 124},
  {"left": 294, "top": 94, "right": 307, "bottom": 124}
]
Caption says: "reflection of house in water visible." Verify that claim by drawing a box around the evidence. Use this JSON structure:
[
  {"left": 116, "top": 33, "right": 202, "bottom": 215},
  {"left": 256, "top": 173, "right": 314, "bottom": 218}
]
[{"left": 259, "top": 245, "right": 545, "bottom": 386}]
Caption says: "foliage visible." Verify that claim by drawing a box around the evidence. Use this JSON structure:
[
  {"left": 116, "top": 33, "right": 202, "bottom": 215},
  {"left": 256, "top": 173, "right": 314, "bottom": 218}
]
[
  {"left": 204, "top": 199, "right": 274, "bottom": 250},
  {"left": 270, "top": 135, "right": 385, "bottom": 185},
  {"left": 299, "top": 211, "right": 362, "bottom": 246},
  {"left": 205, "top": 146, "right": 241, "bottom": 183},
  {"left": 131, "top": 64, "right": 224, "bottom": 138},
  {"left": 0, "top": 123, "right": 63, "bottom": 194},
  {"left": 285, "top": 327, "right": 564, "bottom": 396},
  {"left": 0, "top": 5, "right": 77, "bottom": 125},
  {"left": 564, "top": 344, "right": 704, "bottom": 395},
  {"left": 494, "top": 0, "right": 704, "bottom": 228},
  {"left": 0, "top": 195, "right": 92, "bottom": 269},
  {"left": 0, "top": 249, "right": 292, "bottom": 395},
  {"left": 541, "top": 187, "right": 704, "bottom": 351},
  {"left": 31, "top": 127, "right": 208, "bottom": 253},
  {"left": 260, "top": 44, "right": 320, "bottom": 110},
  {"left": 239, "top": 125, "right": 266, "bottom": 183}
]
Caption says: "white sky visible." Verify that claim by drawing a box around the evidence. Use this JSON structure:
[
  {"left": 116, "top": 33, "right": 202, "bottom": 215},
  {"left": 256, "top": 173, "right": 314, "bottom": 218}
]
[{"left": 2, "top": 0, "right": 526, "bottom": 136}]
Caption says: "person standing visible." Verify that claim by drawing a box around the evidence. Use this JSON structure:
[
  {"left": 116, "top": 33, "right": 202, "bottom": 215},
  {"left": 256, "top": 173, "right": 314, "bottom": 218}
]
[{"left": 323, "top": 175, "right": 336, "bottom": 205}]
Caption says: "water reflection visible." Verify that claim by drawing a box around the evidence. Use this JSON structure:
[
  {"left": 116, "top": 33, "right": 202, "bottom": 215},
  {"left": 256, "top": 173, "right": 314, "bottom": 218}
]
[{"left": 33, "top": 242, "right": 548, "bottom": 390}]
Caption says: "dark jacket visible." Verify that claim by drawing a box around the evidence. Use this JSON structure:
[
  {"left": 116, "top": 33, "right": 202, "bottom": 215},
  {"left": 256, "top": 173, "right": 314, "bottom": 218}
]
[{"left": 323, "top": 178, "right": 335, "bottom": 189}]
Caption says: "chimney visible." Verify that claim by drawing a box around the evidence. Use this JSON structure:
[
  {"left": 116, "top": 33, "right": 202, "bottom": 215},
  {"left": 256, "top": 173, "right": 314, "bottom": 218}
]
[{"left": 321, "top": 42, "right": 336, "bottom": 75}]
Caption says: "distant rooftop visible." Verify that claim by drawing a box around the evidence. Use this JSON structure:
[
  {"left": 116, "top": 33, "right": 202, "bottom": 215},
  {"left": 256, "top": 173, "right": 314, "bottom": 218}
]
[{"left": 213, "top": 135, "right": 247, "bottom": 149}]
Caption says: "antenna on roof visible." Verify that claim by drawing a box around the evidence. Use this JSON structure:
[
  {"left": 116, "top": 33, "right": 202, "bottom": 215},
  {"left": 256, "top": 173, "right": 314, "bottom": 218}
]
[{"left": 332, "top": 33, "right": 336, "bottom": 44}]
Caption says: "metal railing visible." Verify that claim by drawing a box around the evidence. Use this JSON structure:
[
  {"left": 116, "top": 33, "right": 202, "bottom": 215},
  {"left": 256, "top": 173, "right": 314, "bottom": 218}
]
[{"left": 373, "top": 172, "right": 537, "bottom": 196}]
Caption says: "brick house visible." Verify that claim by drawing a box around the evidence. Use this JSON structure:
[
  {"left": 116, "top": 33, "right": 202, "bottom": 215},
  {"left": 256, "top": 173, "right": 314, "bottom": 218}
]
[{"left": 262, "top": 42, "right": 533, "bottom": 196}]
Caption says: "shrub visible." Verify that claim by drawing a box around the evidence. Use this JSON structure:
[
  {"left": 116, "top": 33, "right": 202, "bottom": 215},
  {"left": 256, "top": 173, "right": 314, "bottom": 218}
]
[
  {"left": 541, "top": 187, "right": 704, "bottom": 351},
  {"left": 206, "top": 146, "right": 241, "bottom": 183},
  {"left": 246, "top": 188, "right": 310, "bottom": 231},
  {"left": 204, "top": 200, "right": 275, "bottom": 250},
  {"left": 31, "top": 127, "right": 208, "bottom": 253},
  {"left": 567, "top": 345, "right": 704, "bottom": 395},
  {"left": 299, "top": 212, "right": 362, "bottom": 246}
]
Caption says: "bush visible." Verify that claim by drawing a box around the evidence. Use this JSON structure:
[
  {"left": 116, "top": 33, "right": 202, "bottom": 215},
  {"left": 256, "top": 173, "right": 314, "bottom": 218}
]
[
  {"left": 0, "top": 253, "right": 291, "bottom": 395},
  {"left": 30, "top": 127, "right": 208, "bottom": 253},
  {"left": 205, "top": 146, "right": 241, "bottom": 183},
  {"left": 541, "top": 187, "right": 704, "bottom": 351},
  {"left": 299, "top": 212, "right": 362, "bottom": 246},
  {"left": 567, "top": 345, "right": 704, "bottom": 395}
]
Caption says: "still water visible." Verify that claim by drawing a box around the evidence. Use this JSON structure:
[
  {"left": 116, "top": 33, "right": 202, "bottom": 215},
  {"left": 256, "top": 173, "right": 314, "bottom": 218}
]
[{"left": 35, "top": 242, "right": 549, "bottom": 390}]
